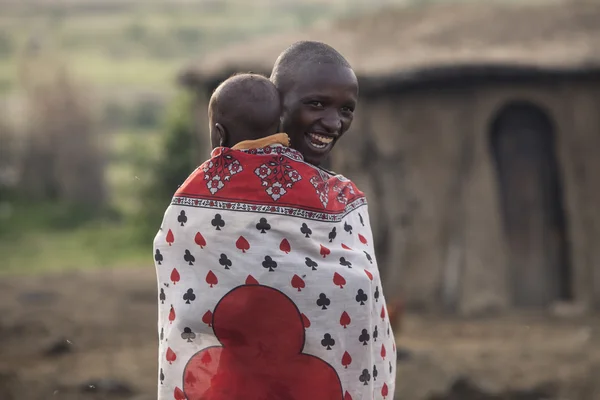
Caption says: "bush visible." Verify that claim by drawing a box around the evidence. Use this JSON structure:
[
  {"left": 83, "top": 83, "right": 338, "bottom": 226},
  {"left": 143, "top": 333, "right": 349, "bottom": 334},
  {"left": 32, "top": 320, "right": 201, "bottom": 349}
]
[
  {"left": 132, "top": 89, "right": 202, "bottom": 242},
  {"left": 17, "top": 59, "right": 106, "bottom": 207}
]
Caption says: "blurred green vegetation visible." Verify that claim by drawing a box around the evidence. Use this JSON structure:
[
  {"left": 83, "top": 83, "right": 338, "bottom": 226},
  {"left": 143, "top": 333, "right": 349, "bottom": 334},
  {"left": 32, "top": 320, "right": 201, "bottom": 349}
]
[
  {"left": 0, "top": 0, "right": 411, "bottom": 94},
  {"left": 0, "top": 0, "right": 417, "bottom": 275}
]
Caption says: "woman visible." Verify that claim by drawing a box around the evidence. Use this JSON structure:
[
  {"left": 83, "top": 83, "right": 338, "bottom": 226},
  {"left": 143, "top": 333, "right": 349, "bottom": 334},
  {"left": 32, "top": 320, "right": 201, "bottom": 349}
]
[{"left": 153, "top": 41, "right": 396, "bottom": 400}]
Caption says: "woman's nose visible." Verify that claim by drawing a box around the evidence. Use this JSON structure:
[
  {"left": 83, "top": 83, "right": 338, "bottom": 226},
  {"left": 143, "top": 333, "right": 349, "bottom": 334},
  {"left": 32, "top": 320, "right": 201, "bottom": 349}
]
[{"left": 321, "top": 111, "right": 342, "bottom": 134}]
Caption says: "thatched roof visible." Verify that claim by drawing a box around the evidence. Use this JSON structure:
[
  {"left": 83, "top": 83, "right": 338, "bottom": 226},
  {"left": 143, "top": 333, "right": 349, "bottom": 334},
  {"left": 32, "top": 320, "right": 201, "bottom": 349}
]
[{"left": 180, "top": 0, "right": 600, "bottom": 88}]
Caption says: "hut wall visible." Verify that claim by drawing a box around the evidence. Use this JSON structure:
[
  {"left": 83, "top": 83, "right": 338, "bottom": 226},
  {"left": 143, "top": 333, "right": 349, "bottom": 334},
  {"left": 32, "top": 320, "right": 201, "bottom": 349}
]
[
  {"left": 332, "top": 87, "right": 507, "bottom": 312},
  {"left": 471, "top": 82, "right": 600, "bottom": 310},
  {"left": 333, "top": 80, "right": 600, "bottom": 314},
  {"left": 559, "top": 81, "right": 600, "bottom": 308}
]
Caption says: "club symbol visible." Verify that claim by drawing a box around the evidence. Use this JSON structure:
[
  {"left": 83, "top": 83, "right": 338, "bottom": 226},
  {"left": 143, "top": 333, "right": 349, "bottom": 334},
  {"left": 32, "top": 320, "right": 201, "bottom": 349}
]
[
  {"left": 181, "top": 327, "right": 196, "bottom": 343},
  {"left": 355, "top": 289, "right": 368, "bottom": 305},
  {"left": 256, "top": 217, "right": 271, "bottom": 234},
  {"left": 184, "top": 250, "right": 195, "bottom": 266},
  {"left": 339, "top": 257, "right": 352, "bottom": 268},
  {"left": 183, "top": 289, "right": 196, "bottom": 304},
  {"left": 155, "top": 249, "right": 163, "bottom": 265},
  {"left": 359, "top": 369, "right": 371, "bottom": 386},
  {"left": 262, "top": 256, "right": 277, "bottom": 272},
  {"left": 177, "top": 210, "right": 187, "bottom": 226},
  {"left": 211, "top": 214, "right": 225, "bottom": 230},
  {"left": 300, "top": 223, "right": 312, "bottom": 238},
  {"left": 344, "top": 221, "right": 353, "bottom": 234},
  {"left": 328, "top": 227, "right": 337, "bottom": 242},
  {"left": 305, "top": 257, "right": 318, "bottom": 271},
  {"left": 219, "top": 254, "right": 232, "bottom": 270},
  {"left": 316, "top": 293, "right": 331, "bottom": 310},
  {"left": 359, "top": 328, "right": 370, "bottom": 345},
  {"left": 321, "top": 333, "right": 335, "bottom": 350}
]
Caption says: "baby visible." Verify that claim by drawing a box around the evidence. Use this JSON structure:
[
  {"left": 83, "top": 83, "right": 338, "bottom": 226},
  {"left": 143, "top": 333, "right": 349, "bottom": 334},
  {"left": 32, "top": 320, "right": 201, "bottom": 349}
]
[{"left": 208, "top": 73, "right": 289, "bottom": 150}]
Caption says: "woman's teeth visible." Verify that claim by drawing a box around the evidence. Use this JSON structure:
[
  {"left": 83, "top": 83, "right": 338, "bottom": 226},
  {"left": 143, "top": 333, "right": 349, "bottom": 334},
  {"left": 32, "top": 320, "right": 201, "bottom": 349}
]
[{"left": 307, "top": 133, "right": 333, "bottom": 149}]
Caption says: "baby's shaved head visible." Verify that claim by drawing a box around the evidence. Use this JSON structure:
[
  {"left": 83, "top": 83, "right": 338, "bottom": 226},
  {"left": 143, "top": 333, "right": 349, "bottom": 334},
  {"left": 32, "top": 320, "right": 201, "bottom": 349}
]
[{"left": 209, "top": 73, "right": 281, "bottom": 148}]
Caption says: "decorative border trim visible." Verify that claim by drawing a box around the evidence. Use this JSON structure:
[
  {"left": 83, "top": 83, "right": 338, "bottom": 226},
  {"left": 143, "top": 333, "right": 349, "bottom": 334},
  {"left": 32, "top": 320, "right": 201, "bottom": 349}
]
[{"left": 172, "top": 195, "right": 368, "bottom": 223}]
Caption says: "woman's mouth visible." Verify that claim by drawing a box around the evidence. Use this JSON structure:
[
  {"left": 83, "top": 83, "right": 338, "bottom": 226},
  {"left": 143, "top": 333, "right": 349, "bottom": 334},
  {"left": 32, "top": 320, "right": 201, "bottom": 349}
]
[{"left": 305, "top": 133, "right": 334, "bottom": 150}]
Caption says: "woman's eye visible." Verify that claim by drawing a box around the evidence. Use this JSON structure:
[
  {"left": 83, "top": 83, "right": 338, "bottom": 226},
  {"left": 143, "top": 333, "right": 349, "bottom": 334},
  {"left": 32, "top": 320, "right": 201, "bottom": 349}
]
[
  {"left": 308, "top": 101, "right": 324, "bottom": 108},
  {"left": 341, "top": 106, "right": 354, "bottom": 113}
]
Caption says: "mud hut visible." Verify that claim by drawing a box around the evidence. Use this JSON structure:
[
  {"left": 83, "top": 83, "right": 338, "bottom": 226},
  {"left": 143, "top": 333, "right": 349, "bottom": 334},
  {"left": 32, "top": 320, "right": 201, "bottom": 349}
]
[{"left": 179, "top": 1, "right": 600, "bottom": 315}]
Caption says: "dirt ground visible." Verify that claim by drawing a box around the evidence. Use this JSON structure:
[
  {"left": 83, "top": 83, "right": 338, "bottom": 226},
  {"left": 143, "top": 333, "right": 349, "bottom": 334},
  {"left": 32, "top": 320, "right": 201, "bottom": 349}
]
[{"left": 1, "top": 268, "right": 599, "bottom": 400}]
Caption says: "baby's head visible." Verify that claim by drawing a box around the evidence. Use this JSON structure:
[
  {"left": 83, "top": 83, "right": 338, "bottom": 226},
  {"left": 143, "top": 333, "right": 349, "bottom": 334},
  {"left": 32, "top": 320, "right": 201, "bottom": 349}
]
[{"left": 209, "top": 73, "right": 281, "bottom": 149}]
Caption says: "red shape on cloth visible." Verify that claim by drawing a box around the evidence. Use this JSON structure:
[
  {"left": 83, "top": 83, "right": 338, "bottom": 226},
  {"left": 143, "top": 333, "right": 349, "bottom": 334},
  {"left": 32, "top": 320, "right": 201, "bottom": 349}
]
[{"left": 183, "top": 285, "right": 342, "bottom": 400}]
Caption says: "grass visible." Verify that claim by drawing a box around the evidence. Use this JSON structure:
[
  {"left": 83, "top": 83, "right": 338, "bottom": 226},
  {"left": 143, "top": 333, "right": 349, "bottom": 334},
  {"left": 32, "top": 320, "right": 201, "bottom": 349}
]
[
  {"left": 0, "top": 200, "right": 149, "bottom": 275},
  {"left": 0, "top": 128, "right": 164, "bottom": 275}
]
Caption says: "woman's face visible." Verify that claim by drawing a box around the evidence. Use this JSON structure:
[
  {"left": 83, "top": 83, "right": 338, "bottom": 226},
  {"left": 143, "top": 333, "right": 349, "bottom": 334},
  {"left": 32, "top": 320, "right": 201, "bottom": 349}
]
[{"left": 279, "top": 64, "right": 358, "bottom": 166}]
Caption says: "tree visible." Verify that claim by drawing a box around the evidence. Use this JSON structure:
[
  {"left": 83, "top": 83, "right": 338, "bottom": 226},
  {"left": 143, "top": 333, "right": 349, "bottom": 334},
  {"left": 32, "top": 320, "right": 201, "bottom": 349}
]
[{"left": 134, "top": 90, "right": 204, "bottom": 242}]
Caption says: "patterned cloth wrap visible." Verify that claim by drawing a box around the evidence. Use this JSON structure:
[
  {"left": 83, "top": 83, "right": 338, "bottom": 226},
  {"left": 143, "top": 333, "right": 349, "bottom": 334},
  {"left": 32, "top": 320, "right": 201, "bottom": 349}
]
[{"left": 154, "top": 144, "right": 396, "bottom": 400}]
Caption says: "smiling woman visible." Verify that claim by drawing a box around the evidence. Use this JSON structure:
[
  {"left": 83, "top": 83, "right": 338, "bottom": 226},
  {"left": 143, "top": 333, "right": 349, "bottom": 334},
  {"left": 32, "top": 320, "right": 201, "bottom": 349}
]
[{"left": 271, "top": 41, "right": 359, "bottom": 166}]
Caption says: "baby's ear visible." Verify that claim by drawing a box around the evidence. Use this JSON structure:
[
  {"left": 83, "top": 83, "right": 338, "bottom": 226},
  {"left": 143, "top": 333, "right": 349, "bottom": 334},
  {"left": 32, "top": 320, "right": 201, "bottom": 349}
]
[{"left": 215, "top": 123, "right": 227, "bottom": 147}]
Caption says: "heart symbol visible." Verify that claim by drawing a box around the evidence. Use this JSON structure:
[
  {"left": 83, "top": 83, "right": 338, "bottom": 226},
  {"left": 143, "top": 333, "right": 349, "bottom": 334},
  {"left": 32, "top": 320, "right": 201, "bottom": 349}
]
[
  {"left": 166, "top": 347, "right": 177, "bottom": 364},
  {"left": 291, "top": 275, "right": 306, "bottom": 292},
  {"left": 170, "top": 268, "right": 180, "bottom": 285},
  {"left": 320, "top": 244, "right": 331, "bottom": 258},
  {"left": 341, "top": 351, "right": 352, "bottom": 369},
  {"left": 340, "top": 311, "right": 351, "bottom": 328},
  {"left": 206, "top": 271, "right": 218, "bottom": 288},
  {"left": 166, "top": 229, "right": 174, "bottom": 246},
  {"left": 280, "top": 238, "right": 291, "bottom": 254},
  {"left": 236, "top": 236, "right": 250, "bottom": 253},
  {"left": 333, "top": 272, "right": 346, "bottom": 289},
  {"left": 195, "top": 232, "right": 206, "bottom": 248},
  {"left": 358, "top": 234, "right": 368, "bottom": 245},
  {"left": 202, "top": 310, "right": 213, "bottom": 327},
  {"left": 168, "top": 305, "right": 176, "bottom": 324}
]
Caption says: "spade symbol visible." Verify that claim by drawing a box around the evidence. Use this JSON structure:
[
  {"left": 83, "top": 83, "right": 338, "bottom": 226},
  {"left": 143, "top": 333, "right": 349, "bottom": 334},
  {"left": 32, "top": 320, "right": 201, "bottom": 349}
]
[
  {"left": 181, "top": 327, "right": 196, "bottom": 343},
  {"left": 300, "top": 223, "right": 312, "bottom": 238},
  {"left": 321, "top": 333, "right": 335, "bottom": 350},
  {"left": 355, "top": 289, "right": 368, "bottom": 305},
  {"left": 359, "top": 213, "right": 364, "bottom": 226},
  {"left": 183, "top": 289, "right": 196, "bottom": 304},
  {"left": 374, "top": 286, "right": 380, "bottom": 302},
  {"left": 389, "top": 361, "right": 393, "bottom": 374},
  {"left": 328, "top": 227, "right": 337, "bottom": 242},
  {"left": 159, "top": 288, "right": 166, "bottom": 304},
  {"left": 305, "top": 257, "right": 318, "bottom": 271},
  {"left": 316, "top": 293, "right": 331, "bottom": 310},
  {"left": 177, "top": 210, "right": 187, "bottom": 226},
  {"left": 256, "top": 217, "right": 271, "bottom": 233},
  {"left": 373, "top": 326, "right": 379, "bottom": 342},
  {"left": 344, "top": 221, "right": 353, "bottom": 234},
  {"left": 183, "top": 250, "right": 195, "bottom": 266},
  {"left": 359, "top": 328, "right": 370, "bottom": 345},
  {"left": 364, "top": 251, "right": 373, "bottom": 264},
  {"left": 359, "top": 369, "right": 371, "bottom": 386},
  {"left": 160, "top": 327, "right": 164, "bottom": 341},
  {"left": 160, "top": 368, "right": 165, "bottom": 384},
  {"left": 154, "top": 249, "right": 163, "bottom": 265},
  {"left": 262, "top": 256, "right": 277, "bottom": 272},
  {"left": 339, "top": 257, "right": 352, "bottom": 268},
  {"left": 219, "top": 253, "right": 232, "bottom": 270},
  {"left": 211, "top": 214, "right": 225, "bottom": 230},
  {"left": 373, "top": 365, "right": 378, "bottom": 381}
]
